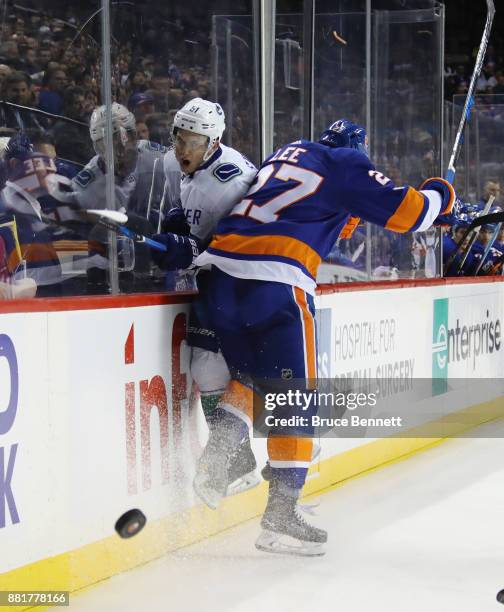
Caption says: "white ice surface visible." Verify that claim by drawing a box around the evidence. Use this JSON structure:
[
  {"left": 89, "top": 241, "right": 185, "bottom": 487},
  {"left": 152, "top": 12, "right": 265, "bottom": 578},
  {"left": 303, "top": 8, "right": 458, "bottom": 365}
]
[{"left": 68, "top": 420, "right": 504, "bottom": 612}]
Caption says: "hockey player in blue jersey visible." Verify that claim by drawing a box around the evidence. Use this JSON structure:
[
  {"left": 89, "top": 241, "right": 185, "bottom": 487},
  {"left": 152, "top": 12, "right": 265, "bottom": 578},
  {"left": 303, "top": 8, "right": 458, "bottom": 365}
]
[
  {"left": 485, "top": 224, "right": 504, "bottom": 275},
  {"left": 193, "top": 119, "right": 460, "bottom": 555},
  {"left": 442, "top": 207, "right": 476, "bottom": 276},
  {"left": 158, "top": 119, "right": 460, "bottom": 555},
  {"left": 472, "top": 214, "right": 504, "bottom": 275}
]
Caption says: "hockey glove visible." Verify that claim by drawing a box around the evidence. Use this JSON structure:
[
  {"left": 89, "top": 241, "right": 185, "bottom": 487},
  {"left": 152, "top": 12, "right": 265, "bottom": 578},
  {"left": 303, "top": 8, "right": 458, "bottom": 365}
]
[
  {"left": 161, "top": 207, "right": 190, "bottom": 236},
  {"left": 151, "top": 232, "right": 201, "bottom": 271},
  {"left": 420, "top": 177, "right": 458, "bottom": 227},
  {"left": 433, "top": 197, "right": 463, "bottom": 227},
  {"left": 123, "top": 211, "right": 155, "bottom": 235}
]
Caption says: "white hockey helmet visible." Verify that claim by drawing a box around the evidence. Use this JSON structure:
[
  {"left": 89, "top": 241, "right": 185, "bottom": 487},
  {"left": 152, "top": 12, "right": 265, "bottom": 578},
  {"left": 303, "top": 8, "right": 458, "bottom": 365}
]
[
  {"left": 172, "top": 98, "right": 225, "bottom": 160},
  {"left": 89, "top": 102, "right": 136, "bottom": 154}
]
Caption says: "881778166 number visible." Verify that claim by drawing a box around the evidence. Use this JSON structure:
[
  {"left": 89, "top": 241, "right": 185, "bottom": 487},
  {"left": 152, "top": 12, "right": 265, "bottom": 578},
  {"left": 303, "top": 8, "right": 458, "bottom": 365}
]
[{"left": 0, "top": 591, "right": 69, "bottom": 606}]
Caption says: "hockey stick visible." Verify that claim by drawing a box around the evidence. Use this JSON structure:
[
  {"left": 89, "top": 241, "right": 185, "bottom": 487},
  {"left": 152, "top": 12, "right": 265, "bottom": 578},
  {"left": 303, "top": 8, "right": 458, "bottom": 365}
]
[
  {"left": 443, "top": 196, "right": 494, "bottom": 274},
  {"left": 473, "top": 220, "right": 503, "bottom": 275},
  {"left": 12, "top": 202, "right": 168, "bottom": 253},
  {"left": 85, "top": 210, "right": 168, "bottom": 252},
  {"left": 45, "top": 176, "right": 168, "bottom": 251},
  {"left": 443, "top": 206, "right": 503, "bottom": 274},
  {"left": 445, "top": 0, "right": 495, "bottom": 184},
  {"left": 454, "top": 196, "right": 494, "bottom": 273}
]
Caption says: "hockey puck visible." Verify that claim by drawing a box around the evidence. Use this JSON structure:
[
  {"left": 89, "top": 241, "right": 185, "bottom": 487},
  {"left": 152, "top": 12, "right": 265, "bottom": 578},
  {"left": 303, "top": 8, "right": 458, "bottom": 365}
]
[
  {"left": 115, "top": 509, "right": 146, "bottom": 539},
  {"left": 497, "top": 590, "right": 504, "bottom": 604}
]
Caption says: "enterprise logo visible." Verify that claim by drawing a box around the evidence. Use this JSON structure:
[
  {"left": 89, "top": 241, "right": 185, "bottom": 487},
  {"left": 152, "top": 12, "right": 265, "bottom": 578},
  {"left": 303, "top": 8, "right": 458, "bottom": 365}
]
[
  {"left": 432, "top": 321, "right": 448, "bottom": 370},
  {"left": 432, "top": 298, "right": 502, "bottom": 378}
]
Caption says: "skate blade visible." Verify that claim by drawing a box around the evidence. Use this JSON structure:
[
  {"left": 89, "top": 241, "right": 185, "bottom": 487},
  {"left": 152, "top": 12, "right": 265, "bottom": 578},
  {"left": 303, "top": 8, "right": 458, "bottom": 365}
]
[
  {"left": 226, "top": 470, "right": 261, "bottom": 497},
  {"left": 193, "top": 474, "right": 223, "bottom": 510},
  {"left": 311, "top": 442, "right": 321, "bottom": 463},
  {"left": 255, "top": 530, "right": 326, "bottom": 557}
]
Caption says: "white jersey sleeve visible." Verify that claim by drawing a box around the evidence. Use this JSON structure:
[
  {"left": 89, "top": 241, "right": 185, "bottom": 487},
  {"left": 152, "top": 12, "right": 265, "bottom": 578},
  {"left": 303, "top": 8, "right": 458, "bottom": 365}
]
[{"left": 71, "top": 155, "right": 106, "bottom": 210}]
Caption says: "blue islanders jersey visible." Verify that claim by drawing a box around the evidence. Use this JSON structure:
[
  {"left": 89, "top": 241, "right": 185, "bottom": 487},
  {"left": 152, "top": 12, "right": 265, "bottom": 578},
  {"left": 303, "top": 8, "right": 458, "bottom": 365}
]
[
  {"left": 443, "top": 233, "right": 474, "bottom": 276},
  {"left": 196, "top": 140, "right": 444, "bottom": 293},
  {"left": 467, "top": 240, "right": 487, "bottom": 275},
  {"left": 477, "top": 240, "right": 504, "bottom": 275}
]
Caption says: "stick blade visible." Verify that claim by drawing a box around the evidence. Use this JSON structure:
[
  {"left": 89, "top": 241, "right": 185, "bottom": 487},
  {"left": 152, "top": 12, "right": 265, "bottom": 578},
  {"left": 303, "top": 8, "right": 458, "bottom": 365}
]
[{"left": 86, "top": 209, "right": 128, "bottom": 225}]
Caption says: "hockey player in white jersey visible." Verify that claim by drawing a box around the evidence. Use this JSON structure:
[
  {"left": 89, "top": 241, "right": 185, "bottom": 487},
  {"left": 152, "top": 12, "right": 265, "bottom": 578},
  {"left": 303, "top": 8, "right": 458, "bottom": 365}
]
[
  {"left": 45, "top": 102, "right": 169, "bottom": 288},
  {"left": 60, "top": 102, "right": 168, "bottom": 220},
  {"left": 152, "top": 98, "right": 260, "bottom": 498},
  {"left": 162, "top": 98, "right": 256, "bottom": 243}
]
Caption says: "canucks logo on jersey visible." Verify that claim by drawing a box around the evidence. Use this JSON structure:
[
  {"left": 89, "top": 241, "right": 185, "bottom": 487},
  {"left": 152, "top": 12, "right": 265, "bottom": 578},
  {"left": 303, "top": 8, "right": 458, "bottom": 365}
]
[{"left": 213, "top": 163, "right": 242, "bottom": 183}]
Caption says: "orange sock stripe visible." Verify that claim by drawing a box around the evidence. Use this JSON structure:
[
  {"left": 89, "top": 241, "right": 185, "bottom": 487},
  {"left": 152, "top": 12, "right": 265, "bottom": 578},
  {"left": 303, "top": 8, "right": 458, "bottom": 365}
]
[
  {"left": 221, "top": 380, "right": 254, "bottom": 422},
  {"left": 293, "top": 287, "right": 317, "bottom": 379},
  {"left": 267, "top": 436, "right": 313, "bottom": 462}
]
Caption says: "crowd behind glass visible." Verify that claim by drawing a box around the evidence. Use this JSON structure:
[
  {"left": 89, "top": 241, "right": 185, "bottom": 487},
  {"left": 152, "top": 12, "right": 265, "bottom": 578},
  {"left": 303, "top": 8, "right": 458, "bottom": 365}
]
[{"left": 0, "top": 1, "right": 502, "bottom": 299}]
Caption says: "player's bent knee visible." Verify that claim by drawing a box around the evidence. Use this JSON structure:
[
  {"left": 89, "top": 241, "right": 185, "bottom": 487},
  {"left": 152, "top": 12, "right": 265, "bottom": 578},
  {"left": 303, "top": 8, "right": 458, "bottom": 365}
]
[{"left": 191, "top": 347, "right": 230, "bottom": 395}]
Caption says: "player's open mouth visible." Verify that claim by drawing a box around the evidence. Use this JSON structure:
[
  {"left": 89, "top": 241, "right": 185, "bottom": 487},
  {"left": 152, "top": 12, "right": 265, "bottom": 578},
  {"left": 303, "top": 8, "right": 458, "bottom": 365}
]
[{"left": 181, "top": 159, "right": 191, "bottom": 170}]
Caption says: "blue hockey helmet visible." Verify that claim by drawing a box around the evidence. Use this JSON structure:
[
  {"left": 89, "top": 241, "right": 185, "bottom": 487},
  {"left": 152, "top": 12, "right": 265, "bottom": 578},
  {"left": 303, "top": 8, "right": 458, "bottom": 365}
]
[
  {"left": 319, "top": 119, "right": 368, "bottom": 156},
  {"left": 452, "top": 204, "right": 475, "bottom": 234},
  {"left": 4, "top": 133, "right": 34, "bottom": 161}
]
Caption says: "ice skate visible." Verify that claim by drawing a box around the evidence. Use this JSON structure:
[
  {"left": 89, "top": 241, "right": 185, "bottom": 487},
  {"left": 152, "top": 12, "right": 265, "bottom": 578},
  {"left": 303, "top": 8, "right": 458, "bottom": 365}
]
[
  {"left": 255, "top": 484, "right": 327, "bottom": 557},
  {"left": 193, "top": 434, "right": 230, "bottom": 510},
  {"left": 226, "top": 436, "right": 260, "bottom": 497},
  {"left": 193, "top": 411, "right": 247, "bottom": 509}
]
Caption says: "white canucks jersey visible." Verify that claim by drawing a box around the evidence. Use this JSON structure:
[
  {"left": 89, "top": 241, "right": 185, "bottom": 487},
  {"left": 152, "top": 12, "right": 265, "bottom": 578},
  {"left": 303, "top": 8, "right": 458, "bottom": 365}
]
[
  {"left": 163, "top": 144, "right": 257, "bottom": 245},
  {"left": 71, "top": 140, "right": 168, "bottom": 217}
]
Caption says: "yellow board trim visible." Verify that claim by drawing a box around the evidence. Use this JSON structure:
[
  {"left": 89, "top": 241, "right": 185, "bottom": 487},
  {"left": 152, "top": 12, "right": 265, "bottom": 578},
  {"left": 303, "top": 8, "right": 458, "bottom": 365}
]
[{"left": 2, "top": 397, "right": 503, "bottom": 611}]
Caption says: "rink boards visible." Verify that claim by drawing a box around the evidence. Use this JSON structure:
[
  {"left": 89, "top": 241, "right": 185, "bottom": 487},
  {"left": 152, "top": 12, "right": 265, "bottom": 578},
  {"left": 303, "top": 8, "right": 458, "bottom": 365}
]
[{"left": 0, "top": 278, "right": 503, "bottom": 607}]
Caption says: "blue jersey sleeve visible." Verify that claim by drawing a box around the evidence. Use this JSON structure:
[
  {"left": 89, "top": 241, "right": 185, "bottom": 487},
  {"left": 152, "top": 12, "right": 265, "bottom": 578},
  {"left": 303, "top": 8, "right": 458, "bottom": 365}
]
[{"left": 333, "top": 150, "right": 442, "bottom": 233}]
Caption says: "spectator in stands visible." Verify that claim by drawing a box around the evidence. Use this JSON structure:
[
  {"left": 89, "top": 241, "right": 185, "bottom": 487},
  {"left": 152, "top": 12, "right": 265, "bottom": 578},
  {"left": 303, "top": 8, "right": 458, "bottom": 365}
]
[
  {"left": 51, "top": 86, "right": 94, "bottom": 165},
  {"left": 477, "top": 180, "right": 501, "bottom": 208},
  {"left": 0, "top": 65, "right": 12, "bottom": 90},
  {"left": 145, "top": 112, "right": 171, "bottom": 146},
  {"left": 128, "top": 92, "right": 155, "bottom": 122},
  {"left": 493, "top": 74, "right": 504, "bottom": 95},
  {"left": 125, "top": 69, "right": 149, "bottom": 95},
  {"left": 38, "top": 67, "right": 68, "bottom": 116},
  {"left": 0, "top": 41, "right": 22, "bottom": 70},
  {"left": 37, "top": 45, "right": 53, "bottom": 71},
  {"left": 83, "top": 87, "right": 98, "bottom": 116},
  {"left": 0, "top": 71, "right": 45, "bottom": 130},
  {"left": 20, "top": 47, "right": 40, "bottom": 76},
  {"left": 136, "top": 121, "right": 149, "bottom": 140}
]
